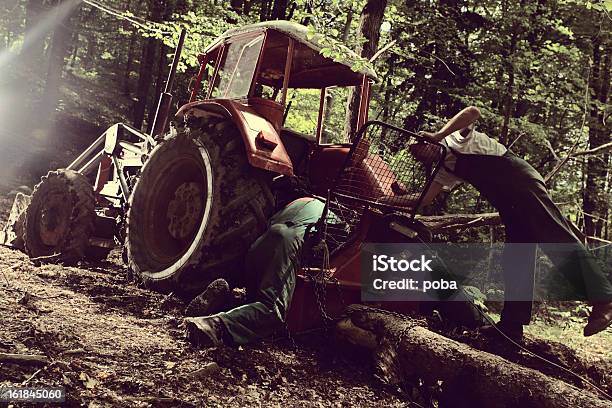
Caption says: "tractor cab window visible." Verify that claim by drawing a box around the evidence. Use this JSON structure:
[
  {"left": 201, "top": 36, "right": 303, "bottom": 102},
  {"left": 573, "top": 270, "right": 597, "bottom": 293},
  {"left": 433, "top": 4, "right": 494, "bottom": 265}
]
[
  {"left": 283, "top": 88, "right": 320, "bottom": 136},
  {"left": 189, "top": 56, "right": 216, "bottom": 101},
  {"left": 282, "top": 85, "right": 359, "bottom": 144},
  {"left": 319, "top": 86, "right": 356, "bottom": 144},
  {"left": 252, "top": 32, "right": 290, "bottom": 103},
  {"left": 211, "top": 34, "right": 264, "bottom": 99}
]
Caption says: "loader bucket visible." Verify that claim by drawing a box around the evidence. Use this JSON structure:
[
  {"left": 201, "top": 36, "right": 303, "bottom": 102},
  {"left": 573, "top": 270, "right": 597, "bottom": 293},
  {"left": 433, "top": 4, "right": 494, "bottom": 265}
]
[{"left": 0, "top": 192, "right": 31, "bottom": 250}]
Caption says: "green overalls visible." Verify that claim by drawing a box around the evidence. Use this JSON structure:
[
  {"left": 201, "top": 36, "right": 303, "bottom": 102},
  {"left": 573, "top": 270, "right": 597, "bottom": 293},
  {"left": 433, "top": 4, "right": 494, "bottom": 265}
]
[
  {"left": 451, "top": 150, "right": 612, "bottom": 325},
  {"left": 213, "top": 198, "right": 325, "bottom": 345}
]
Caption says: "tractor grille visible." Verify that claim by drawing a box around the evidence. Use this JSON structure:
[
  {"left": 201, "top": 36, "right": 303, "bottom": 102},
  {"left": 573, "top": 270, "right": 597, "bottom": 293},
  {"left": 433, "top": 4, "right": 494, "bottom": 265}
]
[{"left": 321, "top": 120, "right": 447, "bottom": 254}]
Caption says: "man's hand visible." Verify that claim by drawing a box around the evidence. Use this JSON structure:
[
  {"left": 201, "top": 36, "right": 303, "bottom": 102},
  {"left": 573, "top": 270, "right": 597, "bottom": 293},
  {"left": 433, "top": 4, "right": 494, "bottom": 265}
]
[
  {"left": 417, "top": 131, "right": 442, "bottom": 142},
  {"left": 377, "top": 194, "right": 418, "bottom": 209}
]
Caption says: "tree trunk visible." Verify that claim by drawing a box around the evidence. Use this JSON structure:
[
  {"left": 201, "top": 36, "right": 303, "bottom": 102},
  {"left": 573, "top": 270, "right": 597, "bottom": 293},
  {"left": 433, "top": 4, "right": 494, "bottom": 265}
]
[
  {"left": 230, "top": 0, "right": 244, "bottom": 13},
  {"left": 271, "top": 0, "right": 288, "bottom": 20},
  {"left": 133, "top": 0, "right": 164, "bottom": 130},
  {"left": 320, "top": 8, "right": 355, "bottom": 143},
  {"left": 342, "top": 6, "right": 354, "bottom": 42},
  {"left": 20, "top": 0, "right": 47, "bottom": 63},
  {"left": 343, "top": 0, "right": 388, "bottom": 141},
  {"left": 40, "top": 0, "right": 78, "bottom": 117},
  {"left": 146, "top": 42, "right": 168, "bottom": 133},
  {"left": 337, "top": 305, "right": 611, "bottom": 408},
  {"left": 583, "top": 38, "right": 611, "bottom": 241},
  {"left": 244, "top": 0, "right": 253, "bottom": 15},
  {"left": 123, "top": 29, "right": 138, "bottom": 96},
  {"left": 67, "top": 30, "right": 79, "bottom": 69},
  {"left": 259, "top": 0, "right": 271, "bottom": 21},
  {"left": 499, "top": 30, "right": 518, "bottom": 146}
]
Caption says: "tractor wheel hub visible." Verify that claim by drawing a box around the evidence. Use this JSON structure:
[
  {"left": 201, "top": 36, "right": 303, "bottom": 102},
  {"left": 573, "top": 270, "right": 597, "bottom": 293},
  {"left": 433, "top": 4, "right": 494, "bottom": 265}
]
[
  {"left": 167, "top": 182, "right": 202, "bottom": 240},
  {"left": 39, "top": 193, "right": 70, "bottom": 247}
]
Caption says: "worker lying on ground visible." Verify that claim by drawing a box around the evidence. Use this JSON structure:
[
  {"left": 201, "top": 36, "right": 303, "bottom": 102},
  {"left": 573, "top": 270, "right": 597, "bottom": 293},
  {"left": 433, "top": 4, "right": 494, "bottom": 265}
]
[
  {"left": 184, "top": 197, "right": 325, "bottom": 347},
  {"left": 384, "top": 106, "right": 612, "bottom": 342}
]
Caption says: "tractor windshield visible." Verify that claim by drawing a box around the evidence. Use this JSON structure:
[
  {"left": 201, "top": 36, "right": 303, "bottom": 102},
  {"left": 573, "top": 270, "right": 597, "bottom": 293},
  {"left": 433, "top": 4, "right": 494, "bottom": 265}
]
[
  {"left": 284, "top": 85, "right": 357, "bottom": 144},
  {"left": 211, "top": 34, "right": 264, "bottom": 99}
]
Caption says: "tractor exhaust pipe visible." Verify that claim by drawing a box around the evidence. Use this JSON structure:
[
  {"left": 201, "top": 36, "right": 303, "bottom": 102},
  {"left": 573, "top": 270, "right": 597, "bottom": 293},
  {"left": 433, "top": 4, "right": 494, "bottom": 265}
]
[{"left": 151, "top": 28, "right": 187, "bottom": 139}]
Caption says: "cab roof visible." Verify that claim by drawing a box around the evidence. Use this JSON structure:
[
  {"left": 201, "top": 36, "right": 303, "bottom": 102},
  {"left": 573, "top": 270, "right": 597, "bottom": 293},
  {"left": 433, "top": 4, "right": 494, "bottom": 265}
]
[{"left": 206, "top": 21, "right": 378, "bottom": 88}]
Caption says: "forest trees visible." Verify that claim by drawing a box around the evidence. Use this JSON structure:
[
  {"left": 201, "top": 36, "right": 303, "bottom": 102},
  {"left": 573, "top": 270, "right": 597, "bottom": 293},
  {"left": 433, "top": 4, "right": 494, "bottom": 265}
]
[
  {"left": 584, "top": 23, "right": 611, "bottom": 240},
  {"left": 0, "top": 0, "right": 610, "bottom": 242},
  {"left": 344, "top": 0, "right": 388, "bottom": 139}
]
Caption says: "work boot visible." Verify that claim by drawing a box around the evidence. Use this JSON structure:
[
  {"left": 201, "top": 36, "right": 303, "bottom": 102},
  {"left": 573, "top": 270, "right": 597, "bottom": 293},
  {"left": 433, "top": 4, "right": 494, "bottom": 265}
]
[
  {"left": 185, "top": 278, "right": 231, "bottom": 317},
  {"left": 478, "top": 320, "right": 524, "bottom": 344},
  {"left": 184, "top": 316, "right": 231, "bottom": 348},
  {"left": 584, "top": 301, "right": 612, "bottom": 337}
]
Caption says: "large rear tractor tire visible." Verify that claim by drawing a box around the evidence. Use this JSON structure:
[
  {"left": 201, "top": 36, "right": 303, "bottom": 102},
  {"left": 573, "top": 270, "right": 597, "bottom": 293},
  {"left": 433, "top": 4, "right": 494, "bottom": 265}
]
[
  {"left": 24, "top": 170, "right": 95, "bottom": 262},
  {"left": 126, "top": 118, "right": 275, "bottom": 295}
]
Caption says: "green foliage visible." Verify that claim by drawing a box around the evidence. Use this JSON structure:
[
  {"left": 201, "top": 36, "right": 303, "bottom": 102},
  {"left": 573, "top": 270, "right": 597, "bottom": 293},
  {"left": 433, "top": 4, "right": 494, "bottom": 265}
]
[
  {"left": 284, "top": 89, "right": 320, "bottom": 135},
  {"left": 0, "top": 0, "right": 609, "bottom": 240}
]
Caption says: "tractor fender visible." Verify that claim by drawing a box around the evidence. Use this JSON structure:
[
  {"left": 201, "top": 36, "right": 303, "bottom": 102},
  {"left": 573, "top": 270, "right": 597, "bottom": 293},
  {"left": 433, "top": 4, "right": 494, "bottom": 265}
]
[{"left": 176, "top": 100, "right": 294, "bottom": 176}]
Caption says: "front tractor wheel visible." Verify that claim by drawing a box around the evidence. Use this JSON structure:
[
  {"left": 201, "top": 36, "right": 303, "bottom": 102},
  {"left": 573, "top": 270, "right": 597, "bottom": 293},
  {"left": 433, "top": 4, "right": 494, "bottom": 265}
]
[
  {"left": 23, "top": 170, "right": 95, "bottom": 262},
  {"left": 126, "top": 119, "right": 275, "bottom": 295}
]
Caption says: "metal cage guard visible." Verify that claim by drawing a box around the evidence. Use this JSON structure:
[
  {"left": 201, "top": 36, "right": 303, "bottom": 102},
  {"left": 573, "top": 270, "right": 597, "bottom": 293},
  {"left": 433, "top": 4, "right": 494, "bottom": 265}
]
[{"left": 317, "top": 120, "right": 448, "bottom": 254}]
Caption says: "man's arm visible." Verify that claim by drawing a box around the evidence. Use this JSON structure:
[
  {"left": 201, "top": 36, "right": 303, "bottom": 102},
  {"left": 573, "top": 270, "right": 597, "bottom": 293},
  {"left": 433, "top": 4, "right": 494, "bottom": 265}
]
[
  {"left": 419, "top": 106, "right": 480, "bottom": 142},
  {"left": 377, "top": 182, "right": 443, "bottom": 210}
]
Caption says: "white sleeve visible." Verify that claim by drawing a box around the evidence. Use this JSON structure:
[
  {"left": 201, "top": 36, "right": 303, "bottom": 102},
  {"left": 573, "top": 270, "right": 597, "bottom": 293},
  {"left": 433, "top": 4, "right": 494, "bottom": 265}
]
[{"left": 432, "top": 167, "right": 463, "bottom": 191}]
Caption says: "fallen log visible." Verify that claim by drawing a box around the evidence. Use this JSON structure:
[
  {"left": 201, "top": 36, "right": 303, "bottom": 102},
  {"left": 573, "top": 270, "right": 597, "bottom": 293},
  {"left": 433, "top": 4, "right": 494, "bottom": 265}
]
[
  {"left": 336, "top": 305, "right": 611, "bottom": 408},
  {"left": 417, "top": 212, "right": 501, "bottom": 234}
]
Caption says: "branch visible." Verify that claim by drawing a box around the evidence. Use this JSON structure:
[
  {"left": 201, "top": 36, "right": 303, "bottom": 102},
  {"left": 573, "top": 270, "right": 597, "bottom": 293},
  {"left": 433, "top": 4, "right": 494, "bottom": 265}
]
[
  {"left": 543, "top": 139, "right": 560, "bottom": 161},
  {"left": 572, "top": 140, "right": 612, "bottom": 157},
  {"left": 0, "top": 353, "right": 49, "bottom": 366},
  {"left": 369, "top": 40, "right": 398, "bottom": 63},
  {"left": 416, "top": 212, "right": 501, "bottom": 233},
  {"left": 507, "top": 132, "right": 526, "bottom": 150}
]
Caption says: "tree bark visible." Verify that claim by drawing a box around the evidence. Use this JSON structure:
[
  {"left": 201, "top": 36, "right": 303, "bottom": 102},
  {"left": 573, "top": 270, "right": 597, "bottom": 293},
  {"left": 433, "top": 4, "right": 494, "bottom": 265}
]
[
  {"left": 122, "top": 0, "right": 144, "bottom": 96},
  {"left": 337, "top": 305, "right": 612, "bottom": 408},
  {"left": 123, "top": 29, "right": 138, "bottom": 96},
  {"left": 343, "top": 0, "right": 388, "bottom": 141},
  {"left": 40, "top": 0, "right": 78, "bottom": 116},
  {"left": 230, "top": 0, "right": 244, "bottom": 13},
  {"left": 20, "top": 0, "right": 47, "bottom": 63},
  {"left": 583, "top": 37, "right": 610, "bottom": 241},
  {"left": 259, "top": 0, "right": 271, "bottom": 22},
  {"left": 271, "top": 0, "right": 288, "bottom": 20},
  {"left": 146, "top": 42, "right": 168, "bottom": 133},
  {"left": 133, "top": 0, "right": 164, "bottom": 130},
  {"left": 320, "top": 8, "right": 355, "bottom": 143},
  {"left": 417, "top": 212, "right": 501, "bottom": 233},
  {"left": 499, "top": 30, "right": 518, "bottom": 146}
]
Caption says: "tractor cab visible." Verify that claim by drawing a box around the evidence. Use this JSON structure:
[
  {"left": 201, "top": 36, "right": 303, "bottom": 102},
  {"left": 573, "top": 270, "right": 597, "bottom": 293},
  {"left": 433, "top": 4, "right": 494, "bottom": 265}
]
[{"left": 181, "top": 21, "right": 377, "bottom": 192}]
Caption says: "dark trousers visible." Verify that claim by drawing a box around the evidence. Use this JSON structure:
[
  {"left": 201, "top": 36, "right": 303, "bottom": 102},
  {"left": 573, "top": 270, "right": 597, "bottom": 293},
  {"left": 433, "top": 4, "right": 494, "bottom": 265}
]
[
  {"left": 454, "top": 152, "right": 612, "bottom": 325},
  {"left": 214, "top": 198, "right": 325, "bottom": 344}
]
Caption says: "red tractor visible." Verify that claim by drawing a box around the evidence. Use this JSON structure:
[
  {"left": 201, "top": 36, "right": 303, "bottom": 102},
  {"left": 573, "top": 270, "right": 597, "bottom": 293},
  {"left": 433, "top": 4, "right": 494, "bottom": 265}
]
[{"left": 1, "top": 22, "right": 448, "bottom": 331}]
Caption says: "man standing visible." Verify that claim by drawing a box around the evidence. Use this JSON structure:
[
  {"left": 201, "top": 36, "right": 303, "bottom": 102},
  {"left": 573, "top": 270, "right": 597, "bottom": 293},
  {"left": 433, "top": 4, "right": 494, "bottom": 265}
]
[{"left": 390, "top": 106, "right": 612, "bottom": 341}]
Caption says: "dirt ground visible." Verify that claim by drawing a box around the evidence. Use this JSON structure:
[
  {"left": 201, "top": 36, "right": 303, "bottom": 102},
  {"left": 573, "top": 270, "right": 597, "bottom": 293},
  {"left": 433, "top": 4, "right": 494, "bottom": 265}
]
[
  {"left": 1, "top": 191, "right": 611, "bottom": 407},
  {"left": 0, "top": 246, "right": 418, "bottom": 407}
]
